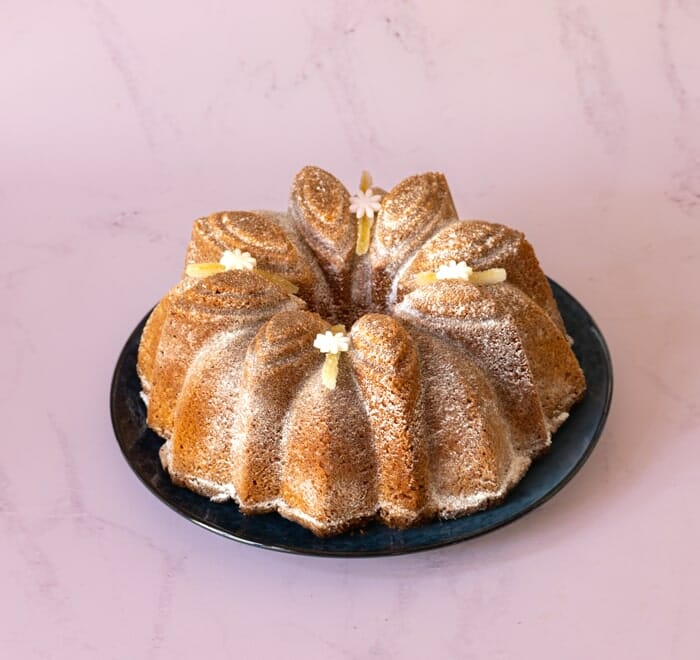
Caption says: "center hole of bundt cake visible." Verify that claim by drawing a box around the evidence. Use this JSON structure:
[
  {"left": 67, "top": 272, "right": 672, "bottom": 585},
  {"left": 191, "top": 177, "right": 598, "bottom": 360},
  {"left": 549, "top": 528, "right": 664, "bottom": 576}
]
[
  {"left": 307, "top": 260, "right": 381, "bottom": 329},
  {"left": 316, "top": 298, "right": 370, "bottom": 330},
  {"left": 330, "top": 305, "right": 358, "bottom": 330}
]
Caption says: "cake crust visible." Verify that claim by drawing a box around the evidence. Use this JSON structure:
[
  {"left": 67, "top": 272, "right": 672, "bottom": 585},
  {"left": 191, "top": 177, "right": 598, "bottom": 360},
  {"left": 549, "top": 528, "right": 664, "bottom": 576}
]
[{"left": 138, "top": 167, "right": 586, "bottom": 537}]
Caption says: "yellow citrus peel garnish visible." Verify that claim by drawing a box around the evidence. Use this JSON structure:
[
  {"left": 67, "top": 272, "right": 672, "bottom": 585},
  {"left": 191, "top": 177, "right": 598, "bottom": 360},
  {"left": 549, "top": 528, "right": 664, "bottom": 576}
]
[
  {"left": 321, "top": 354, "right": 340, "bottom": 390},
  {"left": 415, "top": 261, "right": 507, "bottom": 287},
  {"left": 351, "top": 171, "right": 382, "bottom": 256},
  {"left": 314, "top": 326, "right": 350, "bottom": 391},
  {"left": 359, "top": 171, "right": 372, "bottom": 193},
  {"left": 186, "top": 248, "right": 299, "bottom": 295},
  {"left": 255, "top": 270, "right": 299, "bottom": 295},
  {"left": 468, "top": 268, "right": 507, "bottom": 285},
  {"left": 414, "top": 271, "right": 438, "bottom": 286},
  {"left": 186, "top": 262, "right": 226, "bottom": 278},
  {"left": 355, "top": 219, "right": 373, "bottom": 256}
]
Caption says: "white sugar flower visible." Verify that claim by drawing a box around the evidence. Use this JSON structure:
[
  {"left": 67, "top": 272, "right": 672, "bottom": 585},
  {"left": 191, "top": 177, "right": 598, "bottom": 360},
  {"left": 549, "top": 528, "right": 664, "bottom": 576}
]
[
  {"left": 435, "top": 260, "right": 473, "bottom": 281},
  {"left": 313, "top": 331, "right": 351, "bottom": 355},
  {"left": 219, "top": 248, "right": 257, "bottom": 271},
  {"left": 349, "top": 188, "right": 382, "bottom": 220}
]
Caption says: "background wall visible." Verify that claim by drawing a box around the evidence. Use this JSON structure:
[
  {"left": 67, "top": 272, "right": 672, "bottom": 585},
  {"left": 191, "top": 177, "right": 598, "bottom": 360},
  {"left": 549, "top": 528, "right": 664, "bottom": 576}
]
[{"left": 2, "top": 1, "right": 699, "bottom": 658}]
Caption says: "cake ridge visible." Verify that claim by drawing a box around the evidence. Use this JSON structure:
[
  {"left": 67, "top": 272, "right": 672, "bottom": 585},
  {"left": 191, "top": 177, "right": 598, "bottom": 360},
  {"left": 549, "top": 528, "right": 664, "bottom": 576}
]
[{"left": 385, "top": 217, "right": 465, "bottom": 309}]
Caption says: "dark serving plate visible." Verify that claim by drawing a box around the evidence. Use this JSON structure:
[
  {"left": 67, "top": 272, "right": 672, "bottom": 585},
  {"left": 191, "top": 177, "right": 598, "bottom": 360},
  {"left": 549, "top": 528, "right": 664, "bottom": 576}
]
[{"left": 110, "top": 279, "right": 612, "bottom": 557}]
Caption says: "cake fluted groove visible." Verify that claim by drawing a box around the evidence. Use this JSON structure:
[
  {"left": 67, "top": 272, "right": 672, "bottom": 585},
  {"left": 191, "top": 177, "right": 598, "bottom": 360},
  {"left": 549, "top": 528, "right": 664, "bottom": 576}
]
[
  {"left": 383, "top": 218, "right": 465, "bottom": 310},
  {"left": 396, "top": 219, "right": 566, "bottom": 333},
  {"left": 231, "top": 310, "right": 330, "bottom": 511},
  {"left": 257, "top": 210, "right": 335, "bottom": 315},
  {"left": 137, "top": 278, "right": 196, "bottom": 399},
  {"left": 408, "top": 328, "right": 541, "bottom": 515},
  {"left": 164, "top": 329, "right": 261, "bottom": 500},
  {"left": 349, "top": 313, "right": 431, "bottom": 528},
  {"left": 143, "top": 270, "right": 304, "bottom": 440},
  {"left": 369, "top": 172, "right": 458, "bottom": 308},
  {"left": 394, "top": 280, "right": 550, "bottom": 456},
  {"left": 477, "top": 283, "right": 586, "bottom": 431},
  {"left": 185, "top": 210, "right": 331, "bottom": 314},
  {"left": 280, "top": 352, "right": 378, "bottom": 536}
]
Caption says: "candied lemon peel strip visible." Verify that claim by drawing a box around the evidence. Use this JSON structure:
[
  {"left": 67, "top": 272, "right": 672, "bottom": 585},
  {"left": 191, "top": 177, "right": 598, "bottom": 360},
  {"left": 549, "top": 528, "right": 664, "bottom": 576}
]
[
  {"left": 314, "top": 325, "right": 350, "bottom": 390},
  {"left": 186, "top": 249, "right": 299, "bottom": 294},
  {"left": 415, "top": 260, "right": 507, "bottom": 286},
  {"left": 351, "top": 171, "right": 382, "bottom": 256}
]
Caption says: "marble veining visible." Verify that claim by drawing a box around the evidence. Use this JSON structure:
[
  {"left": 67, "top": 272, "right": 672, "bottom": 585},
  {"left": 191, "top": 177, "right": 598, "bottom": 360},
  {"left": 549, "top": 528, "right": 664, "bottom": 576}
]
[
  {"left": 0, "top": 316, "right": 33, "bottom": 403},
  {"left": 49, "top": 412, "right": 86, "bottom": 516},
  {"left": 303, "top": 3, "right": 386, "bottom": 158},
  {"left": 148, "top": 554, "right": 185, "bottom": 659},
  {"left": 659, "top": 0, "right": 700, "bottom": 214},
  {"left": 0, "top": 463, "right": 65, "bottom": 612},
  {"left": 80, "top": 0, "right": 159, "bottom": 151},
  {"left": 558, "top": 1, "right": 626, "bottom": 155}
]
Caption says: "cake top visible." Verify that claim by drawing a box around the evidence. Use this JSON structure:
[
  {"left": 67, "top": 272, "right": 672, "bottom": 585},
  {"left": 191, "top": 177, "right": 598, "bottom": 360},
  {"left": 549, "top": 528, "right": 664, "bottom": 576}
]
[{"left": 194, "top": 167, "right": 531, "bottom": 393}]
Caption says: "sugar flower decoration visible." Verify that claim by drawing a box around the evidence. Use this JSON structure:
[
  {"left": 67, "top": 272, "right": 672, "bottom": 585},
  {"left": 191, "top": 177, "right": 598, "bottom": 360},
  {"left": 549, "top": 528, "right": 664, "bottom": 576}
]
[
  {"left": 436, "top": 260, "right": 473, "bottom": 281},
  {"left": 219, "top": 248, "right": 257, "bottom": 271},
  {"left": 313, "top": 330, "right": 351, "bottom": 355},
  {"left": 415, "top": 261, "right": 507, "bottom": 287},
  {"left": 349, "top": 188, "right": 382, "bottom": 220},
  {"left": 353, "top": 170, "right": 382, "bottom": 256},
  {"left": 314, "top": 327, "right": 350, "bottom": 390},
  {"left": 185, "top": 248, "right": 298, "bottom": 294}
]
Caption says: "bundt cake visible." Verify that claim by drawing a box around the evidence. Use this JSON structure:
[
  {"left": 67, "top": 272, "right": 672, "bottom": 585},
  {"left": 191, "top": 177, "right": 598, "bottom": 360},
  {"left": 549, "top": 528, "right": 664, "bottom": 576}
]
[{"left": 137, "top": 166, "right": 586, "bottom": 536}]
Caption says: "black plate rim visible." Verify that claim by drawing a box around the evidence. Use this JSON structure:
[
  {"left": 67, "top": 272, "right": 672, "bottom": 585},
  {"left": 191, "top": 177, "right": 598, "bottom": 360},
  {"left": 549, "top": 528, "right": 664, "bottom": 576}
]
[{"left": 110, "top": 278, "right": 613, "bottom": 558}]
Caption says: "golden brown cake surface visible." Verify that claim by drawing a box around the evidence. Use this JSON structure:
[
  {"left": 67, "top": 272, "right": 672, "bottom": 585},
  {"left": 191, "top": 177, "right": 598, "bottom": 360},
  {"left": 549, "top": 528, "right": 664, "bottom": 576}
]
[{"left": 138, "top": 166, "right": 586, "bottom": 536}]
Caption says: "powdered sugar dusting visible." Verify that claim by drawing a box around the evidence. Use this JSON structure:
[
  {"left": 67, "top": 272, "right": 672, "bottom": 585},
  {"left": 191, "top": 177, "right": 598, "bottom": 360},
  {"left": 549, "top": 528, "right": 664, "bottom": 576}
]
[{"left": 138, "top": 167, "right": 585, "bottom": 536}]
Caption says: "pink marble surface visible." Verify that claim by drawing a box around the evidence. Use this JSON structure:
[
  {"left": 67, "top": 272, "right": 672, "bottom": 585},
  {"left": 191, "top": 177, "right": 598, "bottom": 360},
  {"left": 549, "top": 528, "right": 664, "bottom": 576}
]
[{"left": 2, "top": 1, "right": 699, "bottom": 658}]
